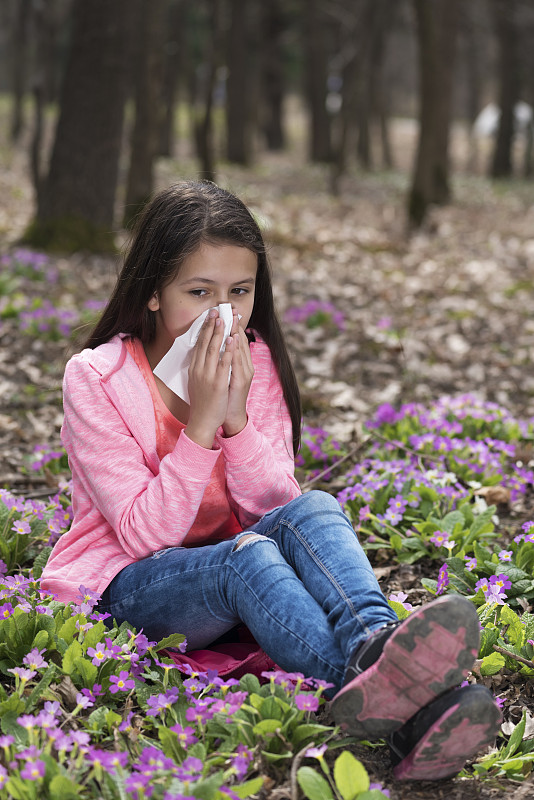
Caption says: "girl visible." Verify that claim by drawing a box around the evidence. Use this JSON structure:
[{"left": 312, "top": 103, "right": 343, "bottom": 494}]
[{"left": 41, "top": 181, "right": 501, "bottom": 781}]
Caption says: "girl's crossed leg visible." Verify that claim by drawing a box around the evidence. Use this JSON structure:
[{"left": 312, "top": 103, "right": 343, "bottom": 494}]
[{"left": 97, "top": 491, "right": 396, "bottom": 694}]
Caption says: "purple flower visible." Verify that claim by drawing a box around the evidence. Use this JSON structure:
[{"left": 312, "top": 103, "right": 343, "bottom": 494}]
[
  {"left": 490, "top": 573, "right": 512, "bottom": 592},
  {"left": 370, "top": 784, "right": 390, "bottom": 798},
  {"left": 76, "top": 585, "right": 101, "bottom": 607},
  {"left": 75, "top": 692, "right": 94, "bottom": 709},
  {"left": 0, "top": 602, "right": 14, "bottom": 619},
  {"left": 146, "top": 688, "right": 180, "bottom": 716},
  {"left": 498, "top": 550, "right": 513, "bottom": 562},
  {"left": 20, "top": 759, "right": 46, "bottom": 780},
  {"left": 23, "top": 648, "right": 48, "bottom": 670},
  {"left": 306, "top": 743, "right": 328, "bottom": 759},
  {"left": 430, "top": 530, "right": 450, "bottom": 548},
  {"left": 436, "top": 563, "right": 449, "bottom": 595},
  {"left": 109, "top": 671, "right": 135, "bottom": 694},
  {"left": 465, "top": 557, "right": 477, "bottom": 571},
  {"left": 12, "top": 520, "right": 31, "bottom": 535},
  {"left": 169, "top": 723, "right": 198, "bottom": 748},
  {"left": 294, "top": 694, "right": 319, "bottom": 712},
  {"left": 9, "top": 667, "right": 37, "bottom": 682},
  {"left": 185, "top": 698, "right": 217, "bottom": 725},
  {"left": 484, "top": 584, "right": 506, "bottom": 605},
  {"left": 87, "top": 642, "right": 112, "bottom": 666},
  {"left": 389, "top": 591, "right": 413, "bottom": 611}
]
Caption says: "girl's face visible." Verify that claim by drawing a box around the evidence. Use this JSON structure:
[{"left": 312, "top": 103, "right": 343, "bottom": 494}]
[{"left": 147, "top": 243, "right": 258, "bottom": 355}]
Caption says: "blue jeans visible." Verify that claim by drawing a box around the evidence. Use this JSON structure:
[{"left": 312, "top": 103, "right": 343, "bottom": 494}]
[{"left": 97, "top": 491, "right": 397, "bottom": 693}]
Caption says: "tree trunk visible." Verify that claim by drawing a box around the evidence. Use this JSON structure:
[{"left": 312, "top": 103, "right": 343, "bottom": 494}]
[
  {"left": 158, "top": 0, "right": 184, "bottom": 157},
  {"left": 463, "top": 1, "right": 484, "bottom": 173},
  {"left": 491, "top": 0, "right": 520, "bottom": 178},
  {"left": 260, "top": 0, "right": 286, "bottom": 151},
  {"left": 124, "top": 0, "right": 166, "bottom": 228},
  {"left": 408, "top": 0, "right": 459, "bottom": 227},
  {"left": 193, "top": 0, "right": 222, "bottom": 181},
  {"left": 304, "top": 0, "right": 332, "bottom": 162},
  {"left": 10, "top": 0, "right": 32, "bottom": 142},
  {"left": 25, "top": 0, "right": 133, "bottom": 252},
  {"left": 226, "top": 0, "right": 252, "bottom": 164}
]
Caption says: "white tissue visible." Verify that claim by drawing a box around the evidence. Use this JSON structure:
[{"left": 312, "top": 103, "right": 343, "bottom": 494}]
[{"left": 153, "top": 303, "right": 235, "bottom": 404}]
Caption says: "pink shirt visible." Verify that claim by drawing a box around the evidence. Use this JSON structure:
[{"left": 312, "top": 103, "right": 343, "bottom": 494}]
[
  {"left": 40, "top": 334, "right": 300, "bottom": 602},
  {"left": 125, "top": 337, "right": 242, "bottom": 543}
]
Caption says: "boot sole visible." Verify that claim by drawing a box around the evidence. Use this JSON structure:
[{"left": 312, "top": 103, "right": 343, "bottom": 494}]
[
  {"left": 392, "top": 687, "right": 502, "bottom": 780},
  {"left": 330, "top": 595, "right": 480, "bottom": 739}
]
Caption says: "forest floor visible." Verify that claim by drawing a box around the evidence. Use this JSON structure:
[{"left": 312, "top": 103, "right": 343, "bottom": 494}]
[{"left": 1, "top": 122, "right": 534, "bottom": 798}]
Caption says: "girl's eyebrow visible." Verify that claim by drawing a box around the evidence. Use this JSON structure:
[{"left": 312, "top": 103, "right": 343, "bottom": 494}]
[{"left": 179, "top": 277, "right": 256, "bottom": 286}]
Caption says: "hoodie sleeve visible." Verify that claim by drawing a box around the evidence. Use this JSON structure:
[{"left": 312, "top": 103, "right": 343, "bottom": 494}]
[
  {"left": 62, "top": 355, "right": 221, "bottom": 560},
  {"left": 215, "top": 343, "right": 301, "bottom": 528}
]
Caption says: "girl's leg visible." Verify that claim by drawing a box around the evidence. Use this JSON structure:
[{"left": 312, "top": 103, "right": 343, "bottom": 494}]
[
  {"left": 248, "top": 490, "right": 398, "bottom": 662},
  {"left": 245, "top": 491, "right": 483, "bottom": 740},
  {"left": 96, "top": 535, "right": 346, "bottom": 690}
]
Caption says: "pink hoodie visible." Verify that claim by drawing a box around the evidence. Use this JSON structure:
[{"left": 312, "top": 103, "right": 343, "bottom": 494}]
[{"left": 40, "top": 334, "right": 301, "bottom": 602}]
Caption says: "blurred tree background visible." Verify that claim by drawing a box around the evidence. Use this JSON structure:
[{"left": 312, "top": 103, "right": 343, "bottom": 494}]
[{"left": 1, "top": 0, "right": 533, "bottom": 250}]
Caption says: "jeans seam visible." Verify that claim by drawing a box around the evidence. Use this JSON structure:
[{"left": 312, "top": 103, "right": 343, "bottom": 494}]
[{"left": 277, "top": 518, "right": 373, "bottom": 637}]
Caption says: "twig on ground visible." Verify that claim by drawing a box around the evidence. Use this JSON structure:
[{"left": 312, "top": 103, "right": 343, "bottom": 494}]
[
  {"left": 493, "top": 644, "right": 534, "bottom": 670},
  {"left": 290, "top": 745, "right": 311, "bottom": 800}
]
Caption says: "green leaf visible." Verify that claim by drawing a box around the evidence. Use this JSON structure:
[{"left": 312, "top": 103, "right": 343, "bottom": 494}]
[
  {"left": 502, "top": 709, "right": 526, "bottom": 759},
  {"left": 75, "top": 656, "right": 98, "bottom": 686},
  {"left": 292, "top": 723, "right": 334, "bottom": 746},
  {"left": 479, "top": 626, "right": 499, "bottom": 658},
  {"left": 440, "top": 511, "right": 465, "bottom": 535},
  {"left": 500, "top": 605, "right": 524, "bottom": 647},
  {"left": 62, "top": 640, "right": 83, "bottom": 675},
  {"left": 49, "top": 774, "right": 83, "bottom": 799},
  {"left": 240, "top": 674, "right": 261, "bottom": 695},
  {"left": 5, "top": 776, "right": 31, "bottom": 800},
  {"left": 387, "top": 600, "right": 411, "bottom": 621},
  {"left": 297, "top": 766, "right": 334, "bottom": 800},
  {"left": 420, "top": 578, "right": 437, "bottom": 594},
  {"left": 479, "top": 650, "right": 505, "bottom": 676},
  {"left": 253, "top": 718, "right": 281, "bottom": 736},
  {"left": 153, "top": 633, "right": 186, "bottom": 652},
  {"left": 333, "top": 751, "right": 369, "bottom": 799},
  {"left": 228, "top": 777, "right": 264, "bottom": 798},
  {"left": 25, "top": 663, "right": 58, "bottom": 712}
]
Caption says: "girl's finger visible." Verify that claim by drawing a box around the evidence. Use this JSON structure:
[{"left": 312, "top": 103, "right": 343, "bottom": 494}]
[
  {"left": 197, "top": 312, "right": 225, "bottom": 368},
  {"left": 230, "top": 308, "right": 239, "bottom": 336},
  {"left": 238, "top": 327, "right": 253, "bottom": 371}
]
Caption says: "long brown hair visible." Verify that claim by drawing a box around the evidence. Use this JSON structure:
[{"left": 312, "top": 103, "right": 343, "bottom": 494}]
[{"left": 85, "top": 181, "right": 301, "bottom": 454}]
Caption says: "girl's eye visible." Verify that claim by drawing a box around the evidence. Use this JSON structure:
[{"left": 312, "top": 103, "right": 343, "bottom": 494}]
[
  {"left": 190, "top": 289, "right": 208, "bottom": 297},
  {"left": 232, "top": 287, "right": 248, "bottom": 296}
]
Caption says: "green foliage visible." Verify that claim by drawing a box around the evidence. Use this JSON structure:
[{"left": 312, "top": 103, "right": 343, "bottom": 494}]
[{"left": 298, "top": 749, "right": 389, "bottom": 800}]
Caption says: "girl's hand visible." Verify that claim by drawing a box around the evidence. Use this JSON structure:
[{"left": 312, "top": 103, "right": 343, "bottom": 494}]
[
  {"left": 222, "top": 314, "right": 254, "bottom": 438},
  {"left": 185, "top": 309, "right": 232, "bottom": 448}
]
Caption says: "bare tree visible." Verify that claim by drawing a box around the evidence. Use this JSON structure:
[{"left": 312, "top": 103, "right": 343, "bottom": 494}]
[
  {"left": 193, "top": 0, "right": 223, "bottom": 181},
  {"left": 226, "top": 0, "right": 254, "bottom": 164},
  {"left": 9, "top": 0, "right": 32, "bottom": 142},
  {"left": 158, "top": 0, "right": 184, "bottom": 157},
  {"left": 490, "top": 0, "right": 520, "bottom": 178},
  {"left": 408, "top": 0, "right": 460, "bottom": 227},
  {"left": 303, "top": 0, "right": 332, "bottom": 162},
  {"left": 124, "top": 0, "right": 166, "bottom": 227},
  {"left": 24, "top": 0, "right": 133, "bottom": 251},
  {"left": 259, "top": 0, "right": 287, "bottom": 151}
]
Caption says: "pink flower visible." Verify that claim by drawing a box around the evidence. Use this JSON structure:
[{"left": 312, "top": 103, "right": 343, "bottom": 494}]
[
  {"left": 295, "top": 694, "right": 319, "bottom": 712},
  {"left": 109, "top": 671, "right": 135, "bottom": 694}
]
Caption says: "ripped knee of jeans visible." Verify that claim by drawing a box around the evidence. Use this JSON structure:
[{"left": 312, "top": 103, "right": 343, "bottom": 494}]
[{"left": 232, "top": 533, "right": 268, "bottom": 551}]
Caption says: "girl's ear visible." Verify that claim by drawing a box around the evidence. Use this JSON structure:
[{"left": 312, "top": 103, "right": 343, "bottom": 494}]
[{"left": 147, "top": 292, "right": 159, "bottom": 312}]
